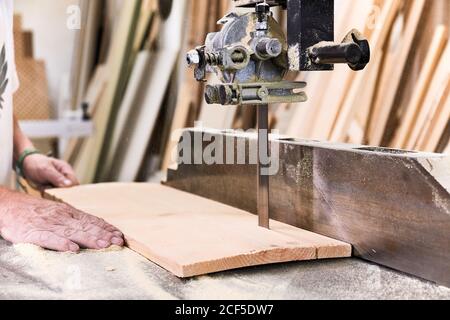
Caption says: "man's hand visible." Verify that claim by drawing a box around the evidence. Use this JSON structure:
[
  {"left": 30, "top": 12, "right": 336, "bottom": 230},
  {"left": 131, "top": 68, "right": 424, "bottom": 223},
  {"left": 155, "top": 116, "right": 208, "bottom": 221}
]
[
  {"left": 0, "top": 190, "right": 124, "bottom": 252},
  {"left": 23, "top": 154, "right": 79, "bottom": 189}
]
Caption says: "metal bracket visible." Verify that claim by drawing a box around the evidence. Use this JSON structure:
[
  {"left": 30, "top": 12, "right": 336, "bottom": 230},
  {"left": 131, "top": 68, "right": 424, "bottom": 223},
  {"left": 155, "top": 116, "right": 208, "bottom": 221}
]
[{"left": 205, "top": 81, "right": 307, "bottom": 105}]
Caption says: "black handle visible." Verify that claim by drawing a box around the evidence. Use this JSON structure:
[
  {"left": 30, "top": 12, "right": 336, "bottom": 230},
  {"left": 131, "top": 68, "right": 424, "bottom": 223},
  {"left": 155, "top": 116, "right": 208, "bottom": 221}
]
[{"left": 307, "top": 29, "right": 370, "bottom": 71}]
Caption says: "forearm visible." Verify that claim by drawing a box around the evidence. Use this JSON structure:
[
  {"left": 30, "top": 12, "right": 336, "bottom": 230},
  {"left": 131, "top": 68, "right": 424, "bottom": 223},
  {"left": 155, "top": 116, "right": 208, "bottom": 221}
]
[
  {"left": 13, "top": 115, "right": 35, "bottom": 163},
  {"left": 0, "top": 186, "right": 20, "bottom": 222}
]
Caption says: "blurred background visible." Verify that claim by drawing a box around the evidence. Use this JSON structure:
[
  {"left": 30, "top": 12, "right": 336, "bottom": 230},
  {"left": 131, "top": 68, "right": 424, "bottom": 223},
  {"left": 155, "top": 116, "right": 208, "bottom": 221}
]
[{"left": 13, "top": 0, "right": 450, "bottom": 185}]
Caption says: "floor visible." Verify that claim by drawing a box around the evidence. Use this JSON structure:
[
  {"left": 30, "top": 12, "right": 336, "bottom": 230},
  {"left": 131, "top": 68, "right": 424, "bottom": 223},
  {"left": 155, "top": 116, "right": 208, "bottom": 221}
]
[{"left": 1, "top": 239, "right": 449, "bottom": 300}]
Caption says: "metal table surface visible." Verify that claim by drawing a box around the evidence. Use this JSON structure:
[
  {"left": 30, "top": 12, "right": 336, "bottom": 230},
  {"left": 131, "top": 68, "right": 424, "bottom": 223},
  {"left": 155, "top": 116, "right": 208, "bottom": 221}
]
[{"left": 1, "top": 240, "right": 449, "bottom": 300}]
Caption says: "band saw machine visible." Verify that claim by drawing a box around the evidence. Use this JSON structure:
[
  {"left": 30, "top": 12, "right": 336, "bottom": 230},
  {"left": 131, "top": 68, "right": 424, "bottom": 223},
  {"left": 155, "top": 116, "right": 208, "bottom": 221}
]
[{"left": 186, "top": 0, "right": 370, "bottom": 229}]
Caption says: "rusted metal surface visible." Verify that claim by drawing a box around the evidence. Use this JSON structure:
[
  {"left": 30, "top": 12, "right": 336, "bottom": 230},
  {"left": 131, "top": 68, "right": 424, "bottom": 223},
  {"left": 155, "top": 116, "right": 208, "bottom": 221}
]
[{"left": 165, "top": 129, "right": 450, "bottom": 286}]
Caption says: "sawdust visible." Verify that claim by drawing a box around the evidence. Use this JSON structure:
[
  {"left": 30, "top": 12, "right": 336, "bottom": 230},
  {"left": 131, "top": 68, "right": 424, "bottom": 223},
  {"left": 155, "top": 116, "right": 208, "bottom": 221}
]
[
  {"left": 1, "top": 242, "right": 177, "bottom": 299},
  {"left": 183, "top": 274, "right": 287, "bottom": 300}
]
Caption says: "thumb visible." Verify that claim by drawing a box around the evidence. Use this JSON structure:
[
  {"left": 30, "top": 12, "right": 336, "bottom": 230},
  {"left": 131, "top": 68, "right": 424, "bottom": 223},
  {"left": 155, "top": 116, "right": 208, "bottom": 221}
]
[{"left": 45, "top": 164, "right": 73, "bottom": 188}]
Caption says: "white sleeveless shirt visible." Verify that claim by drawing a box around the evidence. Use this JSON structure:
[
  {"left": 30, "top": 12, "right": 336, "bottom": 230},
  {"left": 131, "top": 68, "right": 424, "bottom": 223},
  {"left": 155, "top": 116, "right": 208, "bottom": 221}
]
[{"left": 0, "top": 0, "right": 19, "bottom": 187}]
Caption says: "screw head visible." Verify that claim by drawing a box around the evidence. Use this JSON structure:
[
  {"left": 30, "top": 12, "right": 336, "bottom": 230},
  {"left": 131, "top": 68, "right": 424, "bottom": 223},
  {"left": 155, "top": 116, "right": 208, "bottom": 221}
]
[
  {"left": 258, "top": 88, "right": 269, "bottom": 99},
  {"left": 186, "top": 50, "right": 200, "bottom": 65}
]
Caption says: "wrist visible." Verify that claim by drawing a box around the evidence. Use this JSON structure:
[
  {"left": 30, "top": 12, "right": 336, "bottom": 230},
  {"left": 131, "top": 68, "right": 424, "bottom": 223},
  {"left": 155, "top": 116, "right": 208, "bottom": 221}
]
[
  {"left": 15, "top": 149, "right": 41, "bottom": 179},
  {"left": 13, "top": 141, "right": 35, "bottom": 163}
]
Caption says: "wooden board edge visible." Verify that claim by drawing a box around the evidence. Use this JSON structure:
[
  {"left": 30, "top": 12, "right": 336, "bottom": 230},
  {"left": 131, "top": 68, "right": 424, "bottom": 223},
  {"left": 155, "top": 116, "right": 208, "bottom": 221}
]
[{"left": 180, "top": 246, "right": 317, "bottom": 278}]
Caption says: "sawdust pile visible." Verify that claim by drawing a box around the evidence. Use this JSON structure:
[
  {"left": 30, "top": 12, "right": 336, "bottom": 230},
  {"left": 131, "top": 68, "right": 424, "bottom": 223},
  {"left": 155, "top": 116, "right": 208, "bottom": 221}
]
[{"left": 1, "top": 242, "right": 177, "bottom": 300}]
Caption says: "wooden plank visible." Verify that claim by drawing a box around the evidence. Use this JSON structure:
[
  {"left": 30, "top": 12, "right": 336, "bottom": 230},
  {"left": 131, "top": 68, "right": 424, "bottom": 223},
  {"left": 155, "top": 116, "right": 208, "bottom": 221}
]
[
  {"left": 132, "top": 0, "right": 157, "bottom": 51},
  {"left": 404, "top": 42, "right": 450, "bottom": 150},
  {"left": 416, "top": 79, "right": 450, "bottom": 152},
  {"left": 161, "top": 83, "right": 193, "bottom": 171},
  {"left": 100, "top": 51, "right": 152, "bottom": 180},
  {"left": 366, "top": 0, "right": 426, "bottom": 146},
  {"left": 73, "top": 0, "right": 141, "bottom": 183},
  {"left": 304, "top": 0, "right": 371, "bottom": 140},
  {"left": 111, "top": 1, "right": 185, "bottom": 182},
  {"left": 63, "top": 66, "right": 108, "bottom": 164},
  {"left": 73, "top": 0, "right": 103, "bottom": 109},
  {"left": 14, "top": 59, "right": 51, "bottom": 120},
  {"left": 391, "top": 25, "right": 448, "bottom": 149},
  {"left": 328, "top": 0, "right": 402, "bottom": 142},
  {"left": 45, "top": 183, "right": 351, "bottom": 278},
  {"left": 354, "top": 52, "right": 384, "bottom": 143}
]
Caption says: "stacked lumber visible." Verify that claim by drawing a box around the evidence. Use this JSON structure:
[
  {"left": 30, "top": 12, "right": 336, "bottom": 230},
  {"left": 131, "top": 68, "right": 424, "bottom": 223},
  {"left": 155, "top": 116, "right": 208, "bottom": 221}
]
[
  {"left": 68, "top": 0, "right": 449, "bottom": 184},
  {"left": 68, "top": 0, "right": 230, "bottom": 183}
]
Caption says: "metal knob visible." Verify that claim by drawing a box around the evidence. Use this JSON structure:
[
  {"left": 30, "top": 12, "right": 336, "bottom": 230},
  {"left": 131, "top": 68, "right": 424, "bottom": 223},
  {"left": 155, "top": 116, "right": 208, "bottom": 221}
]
[
  {"left": 307, "top": 29, "right": 370, "bottom": 71},
  {"left": 255, "top": 38, "right": 282, "bottom": 60}
]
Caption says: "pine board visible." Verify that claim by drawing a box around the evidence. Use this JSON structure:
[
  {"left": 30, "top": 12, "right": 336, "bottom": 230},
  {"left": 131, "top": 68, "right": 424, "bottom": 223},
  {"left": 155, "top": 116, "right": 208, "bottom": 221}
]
[
  {"left": 405, "top": 42, "right": 450, "bottom": 150},
  {"left": 73, "top": 0, "right": 141, "bottom": 184},
  {"left": 110, "top": 1, "right": 185, "bottom": 182},
  {"left": 101, "top": 51, "right": 151, "bottom": 179},
  {"left": 45, "top": 183, "right": 351, "bottom": 278},
  {"left": 367, "top": 0, "right": 426, "bottom": 146},
  {"left": 416, "top": 78, "right": 450, "bottom": 151},
  {"left": 329, "top": 0, "right": 403, "bottom": 142},
  {"left": 391, "top": 25, "right": 448, "bottom": 149},
  {"left": 14, "top": 59, "right": 51, "bottom": 120}
]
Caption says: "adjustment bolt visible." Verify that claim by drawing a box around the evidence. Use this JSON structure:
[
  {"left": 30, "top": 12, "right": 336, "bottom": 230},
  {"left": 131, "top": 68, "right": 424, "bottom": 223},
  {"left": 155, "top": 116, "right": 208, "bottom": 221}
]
[
  {"left": 205, "top": 85, "right": 220, "bottom": 104},
  {"left": 186, "top": 50, "right": 200, "bottom": 66},
  {"left": 218, "top": 85, "right": 234, "bottom": 105},
  {"left": 256, "top": 38, "right": 282, "bottom": 59},
  {"left": 258, "top": 88, "right": 269, "bottom": 99}
]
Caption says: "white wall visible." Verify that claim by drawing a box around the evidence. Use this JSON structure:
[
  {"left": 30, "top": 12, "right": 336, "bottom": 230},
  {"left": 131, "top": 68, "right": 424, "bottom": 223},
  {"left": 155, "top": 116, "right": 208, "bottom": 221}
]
[{"left": 14, "top": 0, "right": 80, "bottom": 112}]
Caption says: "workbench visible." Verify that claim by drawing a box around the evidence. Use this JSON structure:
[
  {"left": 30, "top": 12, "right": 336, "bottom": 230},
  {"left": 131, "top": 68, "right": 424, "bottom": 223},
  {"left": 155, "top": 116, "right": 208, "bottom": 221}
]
[{"left": 1, "top": 239, "right": 449, "bottom": 300}]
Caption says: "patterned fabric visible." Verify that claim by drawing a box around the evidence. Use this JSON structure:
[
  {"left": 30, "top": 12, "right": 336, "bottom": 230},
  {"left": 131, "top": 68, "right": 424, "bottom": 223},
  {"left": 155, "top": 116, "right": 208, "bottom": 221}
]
[{"left": 0, "top": 44, "right": 9, "bottom": 113}]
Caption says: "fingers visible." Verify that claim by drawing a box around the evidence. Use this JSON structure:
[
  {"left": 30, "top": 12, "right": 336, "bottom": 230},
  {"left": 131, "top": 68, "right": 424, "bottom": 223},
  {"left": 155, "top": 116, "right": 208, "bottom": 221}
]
[
  {"left": 44, "top": 165, "right": 73, "bottom": 188},
  {"left": 58, "top": 206, "right": 125, "bottom": 249},
  {"left": 26, "top": 231, "right": 80, "bottom": 253},
  {"left": 41, "top": 203, "right": 124, "bottom": 250},
  {"left": 68, "top": 207, "right": 123, "bottom": 238},
  {"left": 52, "top": 219, "right": 124, "bottom": 250},
  {"left": 52, "top": 160, "right": 80, "bottom": 187}
]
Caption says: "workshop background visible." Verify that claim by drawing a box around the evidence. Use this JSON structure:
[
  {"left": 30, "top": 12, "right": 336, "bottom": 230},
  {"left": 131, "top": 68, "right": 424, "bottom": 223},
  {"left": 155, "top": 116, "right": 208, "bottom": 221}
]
[{"left": 14, "top": 0, "right": 450, "bottom": 185}]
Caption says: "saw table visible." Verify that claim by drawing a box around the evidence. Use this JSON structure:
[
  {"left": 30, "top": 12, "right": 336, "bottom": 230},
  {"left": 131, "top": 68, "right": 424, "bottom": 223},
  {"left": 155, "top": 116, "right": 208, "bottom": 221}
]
[{"left": 1, "top": 239, "right": 450, "bottom": 300}]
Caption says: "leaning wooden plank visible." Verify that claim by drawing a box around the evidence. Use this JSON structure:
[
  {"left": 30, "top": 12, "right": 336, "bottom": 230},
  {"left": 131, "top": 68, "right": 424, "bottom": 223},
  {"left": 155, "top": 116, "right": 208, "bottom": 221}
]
[
  {"left": 366, "top": 0, "right": 426, "bottom": 146},
  {"left": 73, "top": 0, "right": 141, "bottom": 183},
  {"left": 100, "top": 51, "right": 151, "bottom": 180},
  {"left": 161, "top": 83, "right": 193, "bottom": 172},
  {"left": 305, "top": 0, "right": 371, "bottom": 140},
  {"left": 45, "top": 183, "right": 350, "bottom": 278},
  {"left": 73, "top": 0, "right": 103, "bottom": 110},
  {"left": 285, "top": 0, "right": 358, "bottom": 138},
  {"left": 391, "top": 25, "right": 448, "bottom": 149},
  {"left": 132, "top": 0, "right": 157, "bottom": 51},
  {"left": 63, "top": 66, "right": 108, "bottom": 164},
  {"left": 329, "top": 0, "right": 403, "bottom": 142},
  {"left": 417, "top": 79, "right": 450, "bottom": 152},
  {"left": 404, "top": 43, "right": 450, "bottom": 150},
  {"left": 112, "top": 1, "right": 185, "bottom": 182}
]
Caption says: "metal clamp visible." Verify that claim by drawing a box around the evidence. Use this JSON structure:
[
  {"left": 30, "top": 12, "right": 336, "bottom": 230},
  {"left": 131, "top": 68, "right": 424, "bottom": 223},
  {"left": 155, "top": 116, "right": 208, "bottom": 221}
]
[{"left": 205, "top": 81, "right": 307, "bottom": 105}]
